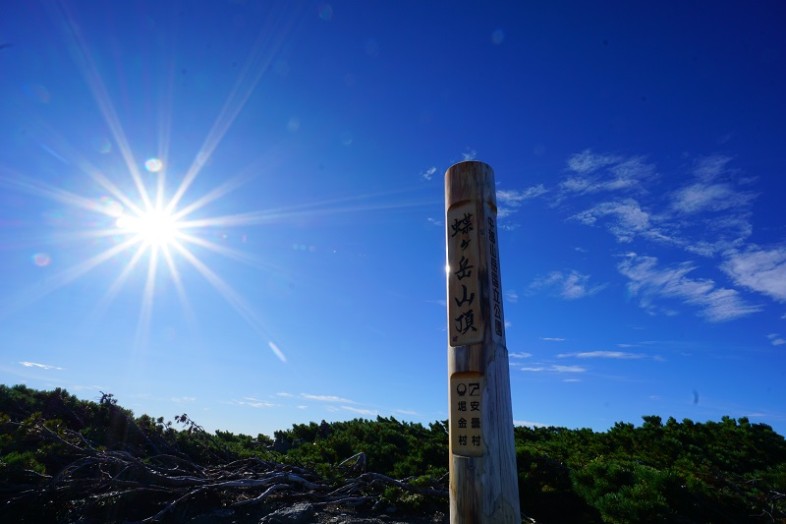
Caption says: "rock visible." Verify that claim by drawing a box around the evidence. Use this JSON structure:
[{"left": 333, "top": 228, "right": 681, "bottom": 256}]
[
  {"left": 322, "top": 518, "right": 386, "bottom": 524},
  {"left": 259, "top": 502, "right": 316, "bottom": 524}
]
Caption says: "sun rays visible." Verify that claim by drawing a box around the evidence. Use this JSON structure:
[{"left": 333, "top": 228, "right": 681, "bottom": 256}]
[
  {"left": 0, "top": 2, "right": 438, "bottom": 365},
  {"left": 0, "top": 2, "right": 305, "bottom": 362}
]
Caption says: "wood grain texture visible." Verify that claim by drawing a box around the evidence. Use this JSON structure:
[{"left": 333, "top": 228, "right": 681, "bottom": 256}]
[{"left": 445, "top": 161, "right": 521, "bottom": 524}]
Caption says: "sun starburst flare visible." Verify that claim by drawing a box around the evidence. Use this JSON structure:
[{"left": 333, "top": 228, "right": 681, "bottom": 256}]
[
  {"left": 0, "top": 2, "right": 435, "bottom": 365},
  {"left": 115, "top": 203, "right": 183, "bottom": 249}
]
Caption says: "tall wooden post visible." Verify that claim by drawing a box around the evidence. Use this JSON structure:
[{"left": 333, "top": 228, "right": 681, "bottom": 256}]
[{"left": 445, "top": 161, "right": 520, "bottom": 523}]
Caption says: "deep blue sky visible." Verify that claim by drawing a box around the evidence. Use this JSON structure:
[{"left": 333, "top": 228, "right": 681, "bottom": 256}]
[{"left": 1, "top": 1, "right": 785, "bottom": 437}]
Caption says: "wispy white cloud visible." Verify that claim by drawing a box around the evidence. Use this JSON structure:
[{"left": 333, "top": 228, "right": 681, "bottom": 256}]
[
  {"left": 171, "top": 396, "right": 197, "bottom": 403},
  {"left": 301, "top": 393, "right": 356, "bottom": 404},
  {"left": 19, "top": 361, "right": 63, "bottom": 370},
  {"left": 722, "top": 246, "right": 786, "bottom": 302},
  {"left": 767, "top": 334, "right": 786, "bottom": 346},
  {"left": 236, "top": 397, "right": 276, "bottom": 409},
  {"left": 665, "top": 155, "right": 754, "bottom": 254},
  {"left": 563, "top": 151, "right": 654, "bottom": 194},
  {"left": 509, "top": 352, "right": 533, "bottom": 359},
  {"left": 496, "top": 185, "right": 548, "bottom": 218},
  {"left": 462, "top": 149, "right": 477, "bottom": 161},
  {"left": 341, "top": 405, "right": 377, "bottom": 416},
  {"left": 572, "top": 199, "right": 653, "bottom": 243},
  {"left": 505, "top": 290, "right": 519, "bottom": 303},
  {"left": 497, "top": 184, "right": 549, "bottom": 218},
  {"left": 497, "top": 185, "right": 549, "bottom": 204},
  {"left": 618, "top": 253, "right": 761, "bottom": 321},
  {"left": 521, "top": 365, "right": 586, "bottom": 373},
  {"left": 276, "top": 392, "right": 294, "bottom": 398},
  {"left": 562, "top": 152, "right": 754, "bottom": 256},
  {"left": 541, "top": 337, "right": 566, "bottom": 342},
  {"left": 421, "top": 166, "right": 437, "bottom": 181},
  {"left": 557, "top": 351, "right": 645, "bottom": 359},
  {"left": 552, "top": 365, "right": 587, "bottom": 373},
  {"left": 395, "top": 409, "right": 418, "bottom": 416},
  {"left": 567, "top": 150, "right": 622, "bottom": 175},
  {"left": 670, "top": 155, "right": 755, "bottom": 218},
  {"left": 530, "top": 270, "right": 605, "bottom": 299},
  {"left": 672, "top": 182, "right": 754, "bottom": 215},
  {"left": 693, "top": 154, "right": 734, "bottom": 181},
  {"left": 426, "top": 217, "right": 441, "bottom": 227}
]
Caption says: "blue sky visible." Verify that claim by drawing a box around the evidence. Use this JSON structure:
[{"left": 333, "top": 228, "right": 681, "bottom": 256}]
[{"left": 1, "top": 1, "right": 785, "bottom": 438}]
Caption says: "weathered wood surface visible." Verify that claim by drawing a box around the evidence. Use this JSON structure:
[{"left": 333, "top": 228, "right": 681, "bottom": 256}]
[
  {"left": 1, "top": 417, "right": 451, "bottom": 523},
  {"left": 445, "top": 161, "right": 520, "bottom": 524}
]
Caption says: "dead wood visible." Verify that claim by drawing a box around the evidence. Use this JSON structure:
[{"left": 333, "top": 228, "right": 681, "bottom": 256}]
[{"left": 1, "top": 418, "right": 448, "bottom": 523}]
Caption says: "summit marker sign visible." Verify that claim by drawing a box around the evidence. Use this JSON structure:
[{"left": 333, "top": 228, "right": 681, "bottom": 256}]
[{"left": 444, "top": 161, "right": 520, "bottom": 524}]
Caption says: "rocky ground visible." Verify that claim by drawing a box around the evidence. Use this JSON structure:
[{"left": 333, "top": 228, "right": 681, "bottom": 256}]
[{"left": 189, "top": 502, "right": 449, "bottom": 524}]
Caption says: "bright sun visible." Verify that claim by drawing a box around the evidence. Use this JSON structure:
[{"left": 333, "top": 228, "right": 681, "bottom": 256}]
[{"left": 115, "top": 206, "right": 182, "bottom": 248}]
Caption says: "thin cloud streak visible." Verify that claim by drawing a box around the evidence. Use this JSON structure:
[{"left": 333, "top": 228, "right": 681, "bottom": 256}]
[
  {"left": 497, "top": 185, "right": 548, "bottom": 218},
  {"left": 572, "top": 199, "right": 652, "bottom": 243},
  {"left": 563, "top": 152, "right": 756, "bottom": 257},
  {"left": 19, "top": 361, "right": 63, "bottom": 370},
  {"left": 461, "top": 149, "right": 477, "bottom": 161},
  {"left": 670, "top": 155, "right": 756, "bottom": 214},
  {"left": 301, "top": 394, "right": 356, "bottom": 404},
  {"left": 563, "top": 150, "right": 655, "bottom": 194},
  {"left": 421, "top": 166, "right": 437, "bottom": 180},
  {"left": 552, "top": 365, "right": 587, "bottom": 373},
  {"left": 521, "top": 365, "right": 587, "bottom": 373},
  {"left": 341, "top": 406, "right": 377, "bottom": 416},
  {"left": 235, "top": 397, "right": 276, "bottom": 409},
  {"left": 767, "top": 334, "right": 785, "bottom": 346},
  {"left": 557, "top": 351, "right": 645, "bottom": 359},
  {"left": 530, "top": 270, "right": 605, "bottom": 300},
  {"left": 618, "top": 253, "right": 761, "bottom": 321},
  {"left": 566, "top": 150, "right": 622, "bottom": 174}
]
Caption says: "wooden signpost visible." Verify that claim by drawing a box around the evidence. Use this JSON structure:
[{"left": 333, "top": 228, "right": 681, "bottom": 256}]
[{"left": 445, "top": 161, "right": 520, "bottom": 523}]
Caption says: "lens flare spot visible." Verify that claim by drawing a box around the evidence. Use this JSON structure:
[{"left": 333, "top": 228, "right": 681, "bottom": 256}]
[
  {"left": 317, "top": 3, "right": 333, "bottom": 21},
  {"left": 145, "top": 158, "right": 163, "bottom": 173},
  {"left": 98, "top": 196, "right": 124, "bottom": 217},
  {"left": 94, "top": 137, "right": 112, "bottom": 154},
  {"left": 23, "top": 83, "right": 51, "bottom": 104},
  {"left": 268, "top": 341, "right": 287, "bottom": 363},
  {"left": 274, "top": 59, "right": 290, "bottom": 77},
  {"left": 364, "top": 38, "right": 379, "bottom": 57},
  {"left": 33, "top": 253, "right": 52, "bottom": 267}
]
